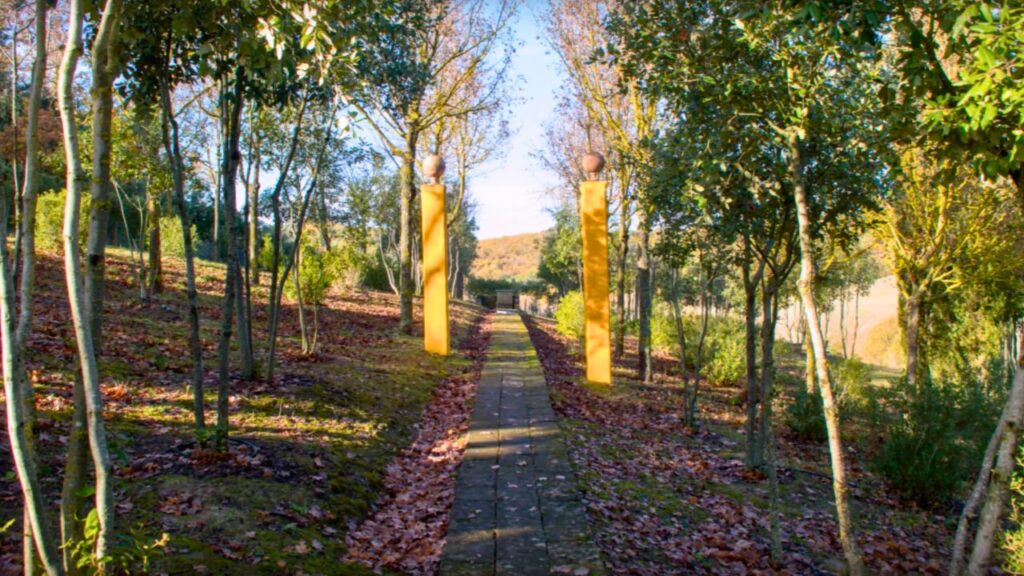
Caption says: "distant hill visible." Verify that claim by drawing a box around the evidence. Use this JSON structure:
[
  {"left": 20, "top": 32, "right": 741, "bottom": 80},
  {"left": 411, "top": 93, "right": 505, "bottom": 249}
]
[{"left": 471, "top": 231, "right": 546, "bottom": 281}]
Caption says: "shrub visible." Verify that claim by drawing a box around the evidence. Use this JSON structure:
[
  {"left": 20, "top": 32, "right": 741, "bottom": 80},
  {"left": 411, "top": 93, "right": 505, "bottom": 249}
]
[
  {"left": 158, "top": 215, "right": 199, "bottom": 259},
  {"left": 35, "top": 189, "right": 89, "bottom": 253},
  {"left": 1003, "top": 449, "right": 1024, "bottom": 574},
  {"left": 283, "top": 239, "right": 344, "bottom": 306},
  {"left": 785, "top": 389, "right": 828, "bottom": 442},
  {"left": 833, "top": 357, "right": 872, "bottom": 414},
  {"left": 871, "top": 376, "right": 1001, "bottom": 507},
  {"left": 651, "top": 307, "right": 678, "bottom": 351},
  {"left": 704, "top": 317, "right": 746, "bottom": 385},
  {"left": 554, "top": 290, "right": 584, "bottom": 340}
]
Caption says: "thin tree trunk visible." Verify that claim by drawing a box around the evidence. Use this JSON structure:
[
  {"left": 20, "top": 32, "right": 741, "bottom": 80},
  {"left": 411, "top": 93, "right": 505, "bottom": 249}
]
[
  {"left": 84, "top": 0, "right": 122, "bottom": 351},
  {"left": 398, "top": 129, "right": 418, "bottom": 335},
  {"left": 805, "top": 318, "right": 816, "bottom": 394},
  {"left": 851, "top": 290, "right": 861, "bottom": 359},
  {"left": 791, "top": 130, "right": 864, "bottom": 576},
  {"left": 9, "top": 19, "right": 20, "bottom": 274},
  {"left": 965, "top": 367, "right": 1024, "bottom": 575},
  {"left": 905, "top": 292, "right": 923, "bottom": 388},
  {"left": 215, "top": 73, "right": 244, "bottom": 450},
  {"left": 2, "top": 237, "right": 62, "bottom": 576},
  {"left": 760, "top": 278, "right": 783, "bottom": 563},
  {"left": 743, "top": 238, "right": 765, "bottom": 469},
  {"left": 16, "top": 8, "right": 51, "bottom": 569},
  {"left": 59, "top": 377, "right": 87, "bottom": 574},
  {"left": 234, "top": 263, "right": 253, "bottom": 379},
  {"left": 146, "top": 186, "right": 162, "bottom": 294},
  {"left": 59, "top": 0, "right": 117, "bottom": 562},
  {"left": 160, "top": 75, "right": 205, "bottom": 438},
  {"left": 1, "top": 8, "right": 61, "bottom": 572},
  {"left": 248, "top": 136, "right": 261, "bottom": 285},
  {"left": 614, "top": 192, "right": 630, "bottom": 359},
  {"left": 294, "top": 257, "right": 309, "bottom": 354},
  {"left": 267, "top": 106, "right": 335, "bottom": 379},
  {"left": 265, "top": 96, "right": 308, "bottom": 383},
  {"left": 839, "top": 288, "right": 848, "bottom": 359},
  {"left": 636, "top": 208, "right": 652, "bottom": 382},
  {"left": 951, "top": 406, "right": 1007, "bottom": 575}
]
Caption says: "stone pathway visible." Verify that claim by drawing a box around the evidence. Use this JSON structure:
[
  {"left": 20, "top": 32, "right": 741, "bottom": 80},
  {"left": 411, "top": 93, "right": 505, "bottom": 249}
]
[{"left": 440, "top": 312, "right": 604, "bottom": 576}]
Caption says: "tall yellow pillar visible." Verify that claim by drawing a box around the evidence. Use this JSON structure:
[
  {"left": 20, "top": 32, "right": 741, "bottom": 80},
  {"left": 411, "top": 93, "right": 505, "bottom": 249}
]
[
  {"left": 580, "top": 153, "right": 611, "bottom": 385},
  {"left": 421, "top": 155, "right": 449, "bottom": 355}
]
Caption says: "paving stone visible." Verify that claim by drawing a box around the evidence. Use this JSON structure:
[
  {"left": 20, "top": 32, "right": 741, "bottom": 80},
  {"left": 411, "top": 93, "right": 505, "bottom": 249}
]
[{"left": 440, "top": 313, "right": 605, "bottom": 576}]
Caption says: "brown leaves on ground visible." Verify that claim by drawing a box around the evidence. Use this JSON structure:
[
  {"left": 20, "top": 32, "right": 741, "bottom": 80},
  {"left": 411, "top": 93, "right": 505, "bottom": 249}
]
[
  {"left": 343, "top": 313, "right": 492, "bottom": 575},
  {"left": 521, "top": 314, "right": 951, "bottom": 576}
]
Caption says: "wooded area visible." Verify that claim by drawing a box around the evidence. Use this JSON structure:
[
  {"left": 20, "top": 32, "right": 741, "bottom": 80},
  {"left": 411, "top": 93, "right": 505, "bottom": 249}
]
[{"left": 1, "top": 0, "right": 1023, "bottom": 575}]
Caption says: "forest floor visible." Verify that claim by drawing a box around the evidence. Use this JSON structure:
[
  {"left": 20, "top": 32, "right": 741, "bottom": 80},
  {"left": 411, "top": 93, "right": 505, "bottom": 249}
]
[
  {"left": 521, "top": 314, "right": 956, "bottom": 576},
  {"left": 0, "top": 249, "right": 491, "bottom": 575}
]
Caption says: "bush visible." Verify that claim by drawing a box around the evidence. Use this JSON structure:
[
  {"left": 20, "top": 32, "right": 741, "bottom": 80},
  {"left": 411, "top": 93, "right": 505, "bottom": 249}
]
[
  {"left": 871, "top": 376, "right": 1001, "bottom": 507},
  {"left": 158, "top": 215, "right": 199, "bottom": 259},
  {"left": 35, "top": 189, "right": 89, "bottom": 253},
  {"left": 833, "top": 357, "right": 872, "bottom": 414},
  {"left": 704, "top": 317, "right": 746, "bottom": 385},
  {"left": 554, "top": 290, "right": 585, "bottom": 340},
  {"left": 1004, "top": 449, "right": 1024, "bottom": 573},
  {"left": 283, "top": 238, "right": 345, "bottom": 306},
  {"left": 786, "top": 389, "right": 828, "bottom": 442}
]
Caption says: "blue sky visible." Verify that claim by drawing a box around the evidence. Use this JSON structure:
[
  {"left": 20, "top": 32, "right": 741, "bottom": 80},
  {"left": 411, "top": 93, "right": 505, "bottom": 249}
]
[{"left": 471, "top": 5, "right": 564, "bottom": 239}]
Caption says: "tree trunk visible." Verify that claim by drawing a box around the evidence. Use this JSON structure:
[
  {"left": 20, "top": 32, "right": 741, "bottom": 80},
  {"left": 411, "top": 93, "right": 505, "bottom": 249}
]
[
  {"left": 234, "top": 263, "right": 253, "bottom": 379},
  {"left": 791, "top": 130, "right": 864, "bottom": 576},
  {"left": 636, "top": 208, "right": 652, "bottom": 382},
  {"left": 248, "top": 135, "right": 261, "bottom": 285},
  {"left": 214, "top": 73, "right": 244, "bottom": 451},
  {"left": 965, "top": 367, "right": 1024, "bottom": 575},
  {"left": 905, "top": 292, "right": 923, "bottom": 388},
  {"left": 614, "top": 191, "right": 630, "bottom": 359},
  {"left": 85, "top": 0, "right": 122, "bottom": 351},
  {"left": 266, "top": 105, "right": 335, "bottom": 380},
  {"left": 743, "top": 238, "right": 764, "bottom": 469},
  {"left": 60, "top": 377, "right": 87, "bottom": 573},
  {"left": 851, "top": 290, "right": 861, "bottom": 359},
  {"left": 805, "top": 318, "right": 816, "bottom": 394},
  {"left": 398, "top": 129, "right": 418, "bottom": 335},
  {"left": 146, "top": 186, "right": 162, "bottom": 294},
  {"left": 59, "top": 0, "right": 117, "bottom": 563},
  {"left": 265, "top": 97, "right": 309, "bottom": 383},
  {"left": 1, "top": 240, "right": 63, "bottom": 576},
  {"left": 760, "top": 278, "right": 783, "bottom": 562},
  {"left": 316, "top": 182, "right": 331, "bottom": 250},
  {"left": 294, "top": 258, "right": 309, "bottom": 354},
  {"left": 160, "top": 76, "right": 205, "bottom": 438},
  {"left": 0, "top": 8, "right": 62, "bottom": 572}
]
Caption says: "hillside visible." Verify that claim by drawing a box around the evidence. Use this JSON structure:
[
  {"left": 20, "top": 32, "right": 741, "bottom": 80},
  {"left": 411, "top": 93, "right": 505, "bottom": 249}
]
[{"left": 471, "top": 231, "right": 546, "bottom": 281}]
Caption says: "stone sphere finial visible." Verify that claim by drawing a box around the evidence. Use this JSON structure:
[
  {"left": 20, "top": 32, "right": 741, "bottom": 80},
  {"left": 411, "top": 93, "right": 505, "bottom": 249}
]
[
  {"left": 582, "top": 152, "right": 606, "bottom": 178},
  {"left": 423, "top": 154, "right": 446, "bottom": 183}
]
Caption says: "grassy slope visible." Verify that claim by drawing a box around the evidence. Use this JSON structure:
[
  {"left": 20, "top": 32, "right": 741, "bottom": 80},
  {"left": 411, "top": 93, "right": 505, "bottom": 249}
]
[
  {"left": 0, "top": 247, "right": 487, "bottom": 575},
  {"left": 523, "top": 314, "right": 950, "bottom": 575},
  {"left": 470, "top": 231, "right": 545, "bottom": 281}
]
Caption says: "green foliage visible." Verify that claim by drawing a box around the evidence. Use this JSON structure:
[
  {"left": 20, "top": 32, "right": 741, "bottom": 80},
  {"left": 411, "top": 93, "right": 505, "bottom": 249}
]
[
  {"left": 67, "top": 509, "right": 169, "bottom": 574},
  {"left": 872, "top": 376, "right": 1003, "bottom": 507},
  {"left": 158, "top": 216, "right": 199, "bottom": 259},
  {"left": 554, "top": 290, "right": 585, "bottom": 341},
  {"left": 1004, "top": 448, "right": 1024, "bottom": 574},
  {"left": 284, "top": 237, "right": 345, "bottom": 306},
  {"left": 537, "top": 206, "right": 580, "bottom": 296},
  {"left": 35, "top": 190, "right": 89, "bottom": 253},
  {"left": 833, "top": 357, "right": 873, "bottom": 412},
  {"left": 786, "top": 389, "right": 828, "bottom": 442},
  {"left": 703, "top": 317, "right": 746, "bottom": 386}
]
